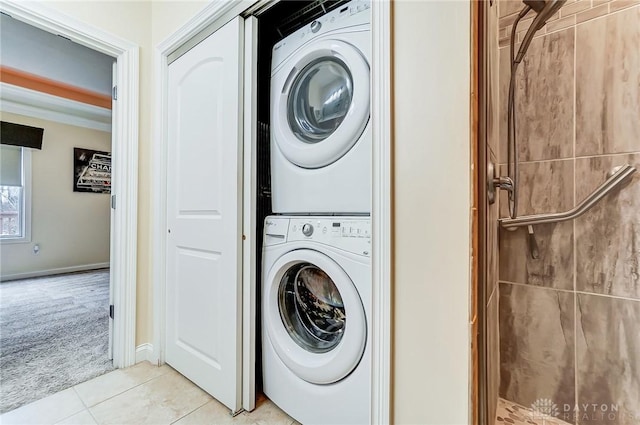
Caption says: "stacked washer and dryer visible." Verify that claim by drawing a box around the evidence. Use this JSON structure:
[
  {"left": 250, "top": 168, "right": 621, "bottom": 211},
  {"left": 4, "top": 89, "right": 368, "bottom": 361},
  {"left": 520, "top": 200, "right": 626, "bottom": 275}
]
[{"left": 262, "top": 1, "right": 372, "bottom": 424}]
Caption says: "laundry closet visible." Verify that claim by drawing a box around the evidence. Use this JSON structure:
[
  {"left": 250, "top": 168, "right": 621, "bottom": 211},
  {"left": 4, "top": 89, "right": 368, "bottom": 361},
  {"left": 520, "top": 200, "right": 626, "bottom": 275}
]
[{"left": 161, "top": 1, "right": 374, "bottom": 424}]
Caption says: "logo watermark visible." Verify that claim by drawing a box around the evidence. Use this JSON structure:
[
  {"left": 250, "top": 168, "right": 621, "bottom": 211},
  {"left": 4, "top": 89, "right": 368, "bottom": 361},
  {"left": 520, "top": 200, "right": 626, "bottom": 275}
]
[
  {"left": 530, "top": 399, "right": 640, "bottom": 423},
  {"left": 530, "top": 399, "right": 560, "bottom": 420}
]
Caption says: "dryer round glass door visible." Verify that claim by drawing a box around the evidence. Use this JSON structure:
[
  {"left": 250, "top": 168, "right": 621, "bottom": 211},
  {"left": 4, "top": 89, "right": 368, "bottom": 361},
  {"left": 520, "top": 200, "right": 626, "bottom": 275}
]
[
  {"left": 265, "top": 249, "right": 367, "bottom": 384},
  {"left": 287, "top": 57, "right": 353, "bottom": 144},
  {"left": 271, "top": 39, "right": 370, "bottom": 169}
]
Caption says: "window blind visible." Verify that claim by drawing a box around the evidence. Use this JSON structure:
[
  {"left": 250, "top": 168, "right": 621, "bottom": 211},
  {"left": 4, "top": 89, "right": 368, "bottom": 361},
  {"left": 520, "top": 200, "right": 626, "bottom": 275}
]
[{"left": 0, "top": 145, "right": 22, "bottom": 187}]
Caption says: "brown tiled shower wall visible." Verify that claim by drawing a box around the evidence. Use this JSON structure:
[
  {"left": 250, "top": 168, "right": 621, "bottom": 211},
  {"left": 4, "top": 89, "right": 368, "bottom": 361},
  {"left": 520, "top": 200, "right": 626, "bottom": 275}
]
[
  {"left": 497, "top": 0, "right": 640, "bottom": 47},
  {"left": 493, "top": 1, "right": 640, "bottom": 424}
]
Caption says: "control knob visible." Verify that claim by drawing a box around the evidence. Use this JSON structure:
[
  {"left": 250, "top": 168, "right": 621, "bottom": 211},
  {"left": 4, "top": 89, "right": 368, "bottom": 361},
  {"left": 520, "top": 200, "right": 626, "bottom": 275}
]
[
  {"left": 310, "top": 21, "right": 322, "bottom": 33},
  {"left": 302, "top": 223, "right": 314, "bottom": 236}
]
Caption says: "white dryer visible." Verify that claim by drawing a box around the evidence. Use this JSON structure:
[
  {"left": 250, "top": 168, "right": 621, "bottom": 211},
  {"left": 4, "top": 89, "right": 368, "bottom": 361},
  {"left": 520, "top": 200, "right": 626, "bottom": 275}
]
[
  {"left": 270, "top": 0, "right": 371, "bottom": 215},
  {"left": 262, "top": 215, "right": 371, "bottom": 424}
]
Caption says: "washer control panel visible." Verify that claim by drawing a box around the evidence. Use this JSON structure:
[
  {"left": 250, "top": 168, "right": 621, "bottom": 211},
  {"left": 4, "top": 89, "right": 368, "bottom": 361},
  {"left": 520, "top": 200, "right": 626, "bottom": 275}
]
[{"left": 264, "top": 216, "right": 370, "bottom": 256}]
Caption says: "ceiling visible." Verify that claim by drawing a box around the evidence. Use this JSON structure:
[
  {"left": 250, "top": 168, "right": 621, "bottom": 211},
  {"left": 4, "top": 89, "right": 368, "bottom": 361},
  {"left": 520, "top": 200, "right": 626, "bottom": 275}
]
[{"left": 0, "top": 13, "right": 114, "bottom": 96}]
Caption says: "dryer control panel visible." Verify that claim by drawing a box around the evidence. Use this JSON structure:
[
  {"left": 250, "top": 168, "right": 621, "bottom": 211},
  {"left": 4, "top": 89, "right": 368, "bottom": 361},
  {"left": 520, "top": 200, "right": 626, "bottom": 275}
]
[
  {"left": 264, "top": 216, "right": 371, "bottom": 256},
  {"left": 271, "top": 0, "right": 371, "bottom": 70}
]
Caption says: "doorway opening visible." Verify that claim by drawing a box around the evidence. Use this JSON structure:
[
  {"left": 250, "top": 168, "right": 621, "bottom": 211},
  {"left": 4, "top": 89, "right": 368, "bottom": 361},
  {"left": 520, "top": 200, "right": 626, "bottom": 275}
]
[{"left": 0, "top": 0, "right": 139, "bottom": 411}]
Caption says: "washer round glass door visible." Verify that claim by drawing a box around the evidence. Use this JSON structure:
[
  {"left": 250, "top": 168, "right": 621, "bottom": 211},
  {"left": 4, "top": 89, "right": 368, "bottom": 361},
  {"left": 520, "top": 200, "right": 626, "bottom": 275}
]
[
  {"left": 265, "top": 249, "right": 367, "bottom": 384},
  {"left": 272, "top": 39, "right": 370, "bottom": 169}
]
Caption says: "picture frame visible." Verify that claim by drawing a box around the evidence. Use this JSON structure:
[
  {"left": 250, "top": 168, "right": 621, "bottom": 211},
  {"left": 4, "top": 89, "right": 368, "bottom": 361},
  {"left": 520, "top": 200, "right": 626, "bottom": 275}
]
[{"left": 73, "top": 147, "right": 111, "bottom": 194}]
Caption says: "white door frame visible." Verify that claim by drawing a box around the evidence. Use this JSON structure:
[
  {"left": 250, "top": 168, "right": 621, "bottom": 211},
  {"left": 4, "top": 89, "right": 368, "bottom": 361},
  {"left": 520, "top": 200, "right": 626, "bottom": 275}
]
[
  {"left": 0, "top": 1, "right": 139, "bottom": 368},
  {"left": 152, "top": 0, "right": 391, "bottom": 421}
]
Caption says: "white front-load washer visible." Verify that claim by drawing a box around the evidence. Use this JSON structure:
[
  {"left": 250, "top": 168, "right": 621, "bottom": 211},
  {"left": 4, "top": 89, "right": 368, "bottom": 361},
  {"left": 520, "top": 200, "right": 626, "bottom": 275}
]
[
  {"left": 262, "top": 215, "right": 371, "bottom": 424},
  {"left": 270, "top": 0, "right": 371, "bottom": 215}
]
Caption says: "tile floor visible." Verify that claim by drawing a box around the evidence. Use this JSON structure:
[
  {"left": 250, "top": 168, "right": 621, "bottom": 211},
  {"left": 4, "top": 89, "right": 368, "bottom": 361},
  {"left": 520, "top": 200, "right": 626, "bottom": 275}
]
[
  {"left": 0, "top": 362, "right": 297, "bottom": 425},
  {"left": 496, "top": 398, "right": 572, "bottom": 425}
]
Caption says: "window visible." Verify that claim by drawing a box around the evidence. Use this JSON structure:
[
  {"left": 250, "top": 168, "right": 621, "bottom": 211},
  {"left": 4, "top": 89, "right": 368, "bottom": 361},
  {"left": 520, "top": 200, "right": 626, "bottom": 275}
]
[{"left": 0, "top": 145, "right": 31, "bottom": 243}]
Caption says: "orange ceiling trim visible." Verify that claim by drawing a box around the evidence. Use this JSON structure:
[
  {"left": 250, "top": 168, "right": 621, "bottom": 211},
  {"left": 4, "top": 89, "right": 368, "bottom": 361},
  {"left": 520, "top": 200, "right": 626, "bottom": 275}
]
[{"left": 0, "top": 66, "right": 112, "bottom": 110}]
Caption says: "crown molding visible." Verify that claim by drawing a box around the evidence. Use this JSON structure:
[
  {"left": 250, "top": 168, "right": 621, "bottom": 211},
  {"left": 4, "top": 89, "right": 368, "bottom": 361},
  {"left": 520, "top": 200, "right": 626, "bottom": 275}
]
[{"left": 0, "top": 82, "right": 111, "bottom": 132}]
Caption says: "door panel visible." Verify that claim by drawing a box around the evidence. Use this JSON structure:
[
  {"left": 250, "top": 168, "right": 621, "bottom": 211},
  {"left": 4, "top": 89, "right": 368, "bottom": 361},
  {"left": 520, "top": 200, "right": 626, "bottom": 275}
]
[{"left": 166, "top": 16, "right": 244, "bottom": 413}]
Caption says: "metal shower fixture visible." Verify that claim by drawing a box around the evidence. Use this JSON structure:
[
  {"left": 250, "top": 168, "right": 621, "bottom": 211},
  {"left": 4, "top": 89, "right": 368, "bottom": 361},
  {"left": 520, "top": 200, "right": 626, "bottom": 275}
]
[{"left": 491, "top": 0, "right": 567, "bottom": 219}]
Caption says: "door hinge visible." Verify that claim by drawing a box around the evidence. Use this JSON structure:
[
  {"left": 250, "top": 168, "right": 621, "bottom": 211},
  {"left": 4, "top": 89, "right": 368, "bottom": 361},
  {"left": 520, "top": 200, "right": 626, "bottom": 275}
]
[
  {"left": 109, "top": 304, "right": 114, "bottom": 319},
  {"left": 112, "top": 85, "right": 117, "bottom": 100},
  {"left": 111, "top": 194, "right": 116, "bottom": 209}
]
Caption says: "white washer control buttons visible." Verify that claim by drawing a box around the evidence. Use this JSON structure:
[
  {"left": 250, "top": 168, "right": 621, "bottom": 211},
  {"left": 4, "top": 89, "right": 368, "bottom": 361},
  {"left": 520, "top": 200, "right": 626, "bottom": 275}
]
[{"left": 310, "top": 21, "right": 322, "bottom": 33}]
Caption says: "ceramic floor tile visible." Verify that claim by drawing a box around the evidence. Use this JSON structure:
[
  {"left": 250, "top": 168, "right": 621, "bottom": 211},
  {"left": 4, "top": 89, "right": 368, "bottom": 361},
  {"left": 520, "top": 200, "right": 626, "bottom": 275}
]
[
  {"left": 55, "top": 410, "right": 98, "bottom": 425},
  {"left": 89, "top": 369, "right": 211, "bottom": 425},
  {"left": 120, "top": 361, "right": 172, "bottom": 382},
  {"left": 73, "top": 361, "right": 171, "bottom": 407},
  {"left": 242, "top": 396, "right": 295, "bottom": 425},
  {"left": 171, "top": 399, "right": 250, "bottom": 425},
  {"left": 0, "top": 388, "right": 85, "bottom": 425}
]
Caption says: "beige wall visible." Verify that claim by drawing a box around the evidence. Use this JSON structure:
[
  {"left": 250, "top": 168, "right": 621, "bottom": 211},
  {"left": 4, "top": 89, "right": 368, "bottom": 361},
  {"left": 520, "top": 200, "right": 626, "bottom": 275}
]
[
  {"left": 0, "top": 112, "right": 111, "bottom": 278},
  {"left": 393, "top": 1, "right": 471, "bottom": 423}
]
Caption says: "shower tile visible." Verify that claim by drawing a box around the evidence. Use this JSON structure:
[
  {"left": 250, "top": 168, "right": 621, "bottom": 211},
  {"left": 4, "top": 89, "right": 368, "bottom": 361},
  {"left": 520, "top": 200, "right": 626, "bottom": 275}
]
[
  {"left": 499, "top": 160, "right": 574, "bottom": 217},
  {"left": 498, "top": 161, "right": 574, "bottom": 290},
  {"left": 499, "top": 283, "right": 575, "bottom": 422},
  {"left": 559, "top": 0, "right": 592, "bottom": 18},
  {"left": 487, "top": 288, "right": 500, "bottom": 424},
  {"left": 499, "top": 221, "right": 574, "bottom": 289},
  {"left": 499, "top": 47, "right": 510, "bottom": 156},
  {"left": 488, "top": 2, "right": 501, "bottom": 158},
  {"left": 499, "top": 28, "right": 574, "bottom": 162},
  {"left": 546, "top": 15, "right": 577, "bottom": 34},
  {"left": 499, "top": 0, "right": 531, "bottom": 19},
  {"left": 575, "top": 7, "right": 640, "bottom": 156},
  {"left": 576, "top": 3, "right": 610, "bottom": 24},
  {"left": 576, "top": 294, "right": 640, "bottom": 424},
  {"left": 575, "top": 154, "right": 640, "bottom": 299},
  {"left": 609, "top": 0, "right": 640, "bottom": 13},
  {"left": 495, "top": 398, "right": 574, "bottom": 425}
]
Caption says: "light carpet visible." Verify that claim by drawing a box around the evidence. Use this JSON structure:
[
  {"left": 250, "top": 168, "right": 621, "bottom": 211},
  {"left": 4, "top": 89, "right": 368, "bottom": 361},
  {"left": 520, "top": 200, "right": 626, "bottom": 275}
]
[{"left": 0, "top": 269, "right": 114, "bottom": 413}]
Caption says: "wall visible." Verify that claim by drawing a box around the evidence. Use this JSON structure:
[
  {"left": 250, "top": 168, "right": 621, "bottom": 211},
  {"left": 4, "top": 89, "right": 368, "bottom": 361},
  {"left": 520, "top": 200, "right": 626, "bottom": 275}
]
[
  {"left": 496, "top": 1, "right": 640, "bottom": 422},
  {"left": 0, "top": 111, "right": 111, "bottom": 278},
  {"left": 393, "top": 1, "right": 471, "bottom": 423}
]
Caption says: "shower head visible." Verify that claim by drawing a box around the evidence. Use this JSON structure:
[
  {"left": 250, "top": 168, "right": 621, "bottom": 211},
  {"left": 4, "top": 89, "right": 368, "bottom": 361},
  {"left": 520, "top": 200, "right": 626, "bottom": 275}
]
[{"left": 515, "top": 0, "right": 567, "bottom": 63}]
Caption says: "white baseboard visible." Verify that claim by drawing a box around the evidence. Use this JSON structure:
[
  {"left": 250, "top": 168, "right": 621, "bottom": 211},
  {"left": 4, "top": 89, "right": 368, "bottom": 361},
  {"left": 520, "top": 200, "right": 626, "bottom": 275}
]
[
  {"left": 0, "top": 262, "right": 110, "bottom": 281},
  {"left": 135, "top": 343, "right": 157, "bottom": 365}
]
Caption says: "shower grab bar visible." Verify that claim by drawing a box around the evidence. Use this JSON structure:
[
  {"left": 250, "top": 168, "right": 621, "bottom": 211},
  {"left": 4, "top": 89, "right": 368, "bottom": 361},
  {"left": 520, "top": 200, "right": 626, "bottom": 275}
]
[{"left": 499, "top": 164, "right": 637, "bottom": 229}]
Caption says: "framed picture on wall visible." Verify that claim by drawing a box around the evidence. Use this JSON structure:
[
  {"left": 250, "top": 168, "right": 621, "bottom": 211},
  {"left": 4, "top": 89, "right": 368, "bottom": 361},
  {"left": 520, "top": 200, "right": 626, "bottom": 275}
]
[{"left": 73, "top": 148, "right": 111, "bottom": 194}]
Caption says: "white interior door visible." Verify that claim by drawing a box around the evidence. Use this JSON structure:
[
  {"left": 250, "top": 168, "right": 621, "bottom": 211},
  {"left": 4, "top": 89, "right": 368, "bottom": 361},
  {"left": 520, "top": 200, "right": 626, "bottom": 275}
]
[{"left": 166, "top": 16, "right": 244, "bottom": 413}]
